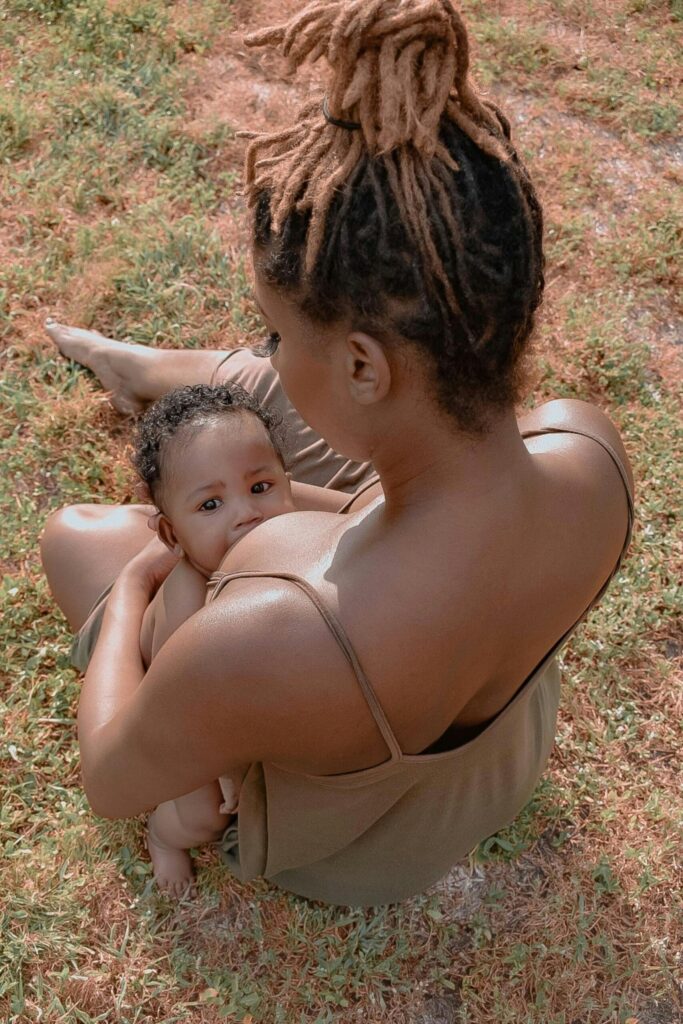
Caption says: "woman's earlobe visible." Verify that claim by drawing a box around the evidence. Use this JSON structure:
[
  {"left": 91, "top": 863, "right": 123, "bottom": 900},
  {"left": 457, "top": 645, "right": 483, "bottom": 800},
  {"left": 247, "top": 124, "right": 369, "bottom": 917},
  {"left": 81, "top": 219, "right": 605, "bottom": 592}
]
[
  {"left": 345, "top": 332, "right": 391, "bottom": 404},
  {"left": 133, "top": 480, "right": 153, "bottom": 504}
]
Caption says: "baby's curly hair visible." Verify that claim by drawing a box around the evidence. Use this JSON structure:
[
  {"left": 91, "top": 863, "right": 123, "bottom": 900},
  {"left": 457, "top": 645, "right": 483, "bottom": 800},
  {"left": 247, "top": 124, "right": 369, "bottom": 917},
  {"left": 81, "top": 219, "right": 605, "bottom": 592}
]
[{"left": 131, "top": 383, "right": 286, "bottom": 508}]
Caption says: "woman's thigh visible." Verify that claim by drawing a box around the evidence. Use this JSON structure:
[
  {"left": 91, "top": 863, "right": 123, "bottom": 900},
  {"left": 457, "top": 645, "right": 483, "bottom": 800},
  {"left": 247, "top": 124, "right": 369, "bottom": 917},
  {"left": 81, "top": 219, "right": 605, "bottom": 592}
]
[{"left": 40, "top": 503, "right": 154, "bottom": 631}]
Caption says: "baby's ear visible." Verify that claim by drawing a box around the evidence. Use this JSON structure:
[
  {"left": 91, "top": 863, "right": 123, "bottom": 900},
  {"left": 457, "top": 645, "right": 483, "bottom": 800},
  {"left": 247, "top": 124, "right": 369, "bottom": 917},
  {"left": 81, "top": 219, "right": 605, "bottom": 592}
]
[{"left": 156, "top": 515, "right": 183, "bottom": 557}]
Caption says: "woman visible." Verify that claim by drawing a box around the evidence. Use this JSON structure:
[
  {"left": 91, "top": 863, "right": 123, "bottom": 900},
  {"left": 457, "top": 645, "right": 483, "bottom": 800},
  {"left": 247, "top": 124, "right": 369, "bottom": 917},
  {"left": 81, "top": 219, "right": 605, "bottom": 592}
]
[{"left": 41, "top": 0, "right": 633, "bottom": 906}]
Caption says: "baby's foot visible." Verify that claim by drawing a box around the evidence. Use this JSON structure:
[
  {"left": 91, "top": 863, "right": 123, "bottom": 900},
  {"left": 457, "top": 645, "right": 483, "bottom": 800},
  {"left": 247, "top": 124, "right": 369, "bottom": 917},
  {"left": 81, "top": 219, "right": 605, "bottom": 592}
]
[
  {"left": 146, "top": 826, "right": 197, "bottom": 899},
  {"left": 43, "top": 319, "right": 148, "bottom": 415}
]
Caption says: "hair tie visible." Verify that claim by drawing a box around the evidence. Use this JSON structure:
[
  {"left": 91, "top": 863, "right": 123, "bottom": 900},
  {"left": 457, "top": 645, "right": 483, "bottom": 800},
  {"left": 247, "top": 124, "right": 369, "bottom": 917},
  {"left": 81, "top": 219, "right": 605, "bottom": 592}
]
[{"left": 322, "top": 96, "right": 361, "bottom": 131}]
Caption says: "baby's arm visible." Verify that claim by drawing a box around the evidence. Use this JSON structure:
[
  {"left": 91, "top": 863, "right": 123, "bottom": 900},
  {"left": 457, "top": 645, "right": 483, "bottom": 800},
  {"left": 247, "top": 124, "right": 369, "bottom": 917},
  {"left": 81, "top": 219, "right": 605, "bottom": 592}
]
[
  {"left": 140, "top": 559, "right": 209, "bottom": 666},
  {"left": 290, "top": 479, "right": 382, "bottom": 514}
]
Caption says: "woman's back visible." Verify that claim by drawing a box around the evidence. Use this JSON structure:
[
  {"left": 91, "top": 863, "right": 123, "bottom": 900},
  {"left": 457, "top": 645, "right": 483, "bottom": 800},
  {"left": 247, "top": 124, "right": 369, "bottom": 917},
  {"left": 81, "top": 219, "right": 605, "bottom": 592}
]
[
  {"left": 203, "top": 403, "right": 632, "bottom": 905},
  {"left": 213, "top": 400, "right": 632, "bottom": 771}
]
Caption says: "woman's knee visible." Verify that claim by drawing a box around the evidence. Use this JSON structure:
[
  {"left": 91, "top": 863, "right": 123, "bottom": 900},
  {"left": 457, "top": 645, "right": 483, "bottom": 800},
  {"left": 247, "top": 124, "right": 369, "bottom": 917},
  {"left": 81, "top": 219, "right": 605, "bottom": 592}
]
[
  {"left": 41, "top": 503, "right": 127, "bottom": 570},
  {"left": 40, "top": 503, "right": 154, "bottom": 629},
  {"left": 40, "top": 504, "right": 93, "bottom": 570},
  {"left": 42, "top": 503, "right": 152, "bottom": 556}
]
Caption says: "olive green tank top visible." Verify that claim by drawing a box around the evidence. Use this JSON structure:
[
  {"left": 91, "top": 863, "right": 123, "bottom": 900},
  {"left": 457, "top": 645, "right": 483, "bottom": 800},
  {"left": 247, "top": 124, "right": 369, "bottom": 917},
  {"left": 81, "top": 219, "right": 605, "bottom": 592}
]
[{"left": 211, "top": 425, "right": 634, "bottom": 906}]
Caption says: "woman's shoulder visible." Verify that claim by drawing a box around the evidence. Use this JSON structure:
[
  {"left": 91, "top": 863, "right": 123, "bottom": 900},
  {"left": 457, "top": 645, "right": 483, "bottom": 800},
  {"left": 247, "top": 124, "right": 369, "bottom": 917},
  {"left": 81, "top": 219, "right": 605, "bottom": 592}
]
[
  {"left": 517, "top": 400, "right": 633, "bottom": 624},
  {"left": 170, "top": 537, "right": 391, "bottom": 775},
  {"left": 521, "top": 400, "right": 633, "bottom": 550},
  {"left": 519, "top": 398, "right": 634, "bottom": 496}
]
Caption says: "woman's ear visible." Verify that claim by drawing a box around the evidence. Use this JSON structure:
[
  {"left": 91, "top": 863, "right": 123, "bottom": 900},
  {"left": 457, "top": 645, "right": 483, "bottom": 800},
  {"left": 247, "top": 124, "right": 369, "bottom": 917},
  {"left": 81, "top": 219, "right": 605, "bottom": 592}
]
[
  {"left": 344, "top": 332, "right": 391, "bottom": 405},
  {"left": 133, "top": 480, "right": 153, "bottom": 504},
  {"left": 156, "top": 515, "right": 183, "bottom": 557}
]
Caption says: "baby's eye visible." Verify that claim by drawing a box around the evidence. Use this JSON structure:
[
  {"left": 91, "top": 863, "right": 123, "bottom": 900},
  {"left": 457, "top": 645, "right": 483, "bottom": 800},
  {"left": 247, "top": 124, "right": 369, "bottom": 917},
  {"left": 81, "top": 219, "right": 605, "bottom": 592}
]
[
  {"left": 200, "top": 498, "right": 222, "bottom": 512},
  {"left": 254, "top": 332, "right": 280, "bottom": 358},
  {"left": 251, "top": 481, "right": 272, "bottom": 494}
]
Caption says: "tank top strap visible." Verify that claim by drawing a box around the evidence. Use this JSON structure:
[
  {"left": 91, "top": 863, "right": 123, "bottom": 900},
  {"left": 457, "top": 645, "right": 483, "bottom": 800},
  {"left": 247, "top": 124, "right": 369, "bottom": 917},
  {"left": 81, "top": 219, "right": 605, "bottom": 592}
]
[
  {"left": 489, "top": 423, "right": 634, "bottom": 688},
  {"left": 337, "top": 473, "right": 381, "bottom": 514},
  {"left": 207, "top": 570, "right": 403, "bottom": 761},
  {"left": 521, "top": 424, "right": 634, "bottom": 560},
  {"left": 515, "top": 422, "right": 635, "bottom": 677}
]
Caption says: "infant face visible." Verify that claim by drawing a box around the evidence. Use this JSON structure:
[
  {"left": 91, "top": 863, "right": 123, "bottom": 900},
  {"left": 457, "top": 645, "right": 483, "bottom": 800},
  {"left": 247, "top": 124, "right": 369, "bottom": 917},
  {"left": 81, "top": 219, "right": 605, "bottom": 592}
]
[{"left": 160, "top": 412, "right": 294, "bottom": 576}]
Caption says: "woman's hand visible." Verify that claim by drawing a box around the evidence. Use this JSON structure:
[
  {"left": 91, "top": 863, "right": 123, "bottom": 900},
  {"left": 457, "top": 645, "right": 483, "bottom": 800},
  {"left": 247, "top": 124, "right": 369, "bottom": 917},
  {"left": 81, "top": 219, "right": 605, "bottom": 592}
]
[
  {"left": 78, "top": 537, "right": 179, "bottom": 788},
  {"left": 119, "top": 536, "right": 179, "bottom": 598}
]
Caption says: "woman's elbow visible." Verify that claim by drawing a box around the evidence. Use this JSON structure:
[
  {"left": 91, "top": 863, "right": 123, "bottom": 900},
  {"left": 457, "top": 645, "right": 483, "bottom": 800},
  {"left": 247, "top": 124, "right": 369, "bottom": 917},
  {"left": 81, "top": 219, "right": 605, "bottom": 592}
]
[
  {"left": 81, "top": 769, "right": 148, "bottom": 820},
  {"left": 82, "top": 773, "right": 122, "bottom": 819}
]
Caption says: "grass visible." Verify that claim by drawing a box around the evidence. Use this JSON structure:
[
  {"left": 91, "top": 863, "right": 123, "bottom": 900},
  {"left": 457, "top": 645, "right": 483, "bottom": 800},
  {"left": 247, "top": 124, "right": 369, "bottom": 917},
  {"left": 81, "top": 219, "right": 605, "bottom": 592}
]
[
  {"left": 462, "top": 0, "right": 682, "bottom": 139},
  {"left": 1, "top": 0, "right": 682, "bottom": 1022}
]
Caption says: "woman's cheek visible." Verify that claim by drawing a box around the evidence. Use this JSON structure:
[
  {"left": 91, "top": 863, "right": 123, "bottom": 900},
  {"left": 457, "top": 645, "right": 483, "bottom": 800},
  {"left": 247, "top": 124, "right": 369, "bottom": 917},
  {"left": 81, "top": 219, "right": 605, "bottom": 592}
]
[{"left": 271, "top": 352, "right": 303, "bottom": 411}]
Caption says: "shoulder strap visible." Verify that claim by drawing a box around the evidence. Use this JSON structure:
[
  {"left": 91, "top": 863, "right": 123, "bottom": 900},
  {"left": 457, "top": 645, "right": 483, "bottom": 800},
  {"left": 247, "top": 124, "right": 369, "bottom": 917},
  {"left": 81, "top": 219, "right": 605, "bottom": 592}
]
[
  {"left": 337, "top": 473, "right": 381, "bottom": 514},
  {"left": 207, "top": 570, "right": 403, "bottom": 761},
  {"left": 521, "top": 424, "right": 634, "bottom": 557},
  {"left": 516, "top": 422, "right": 635, "bottom": 674},
  {"left": 474, "top": 423, "right": 636, "bottom": 696}
]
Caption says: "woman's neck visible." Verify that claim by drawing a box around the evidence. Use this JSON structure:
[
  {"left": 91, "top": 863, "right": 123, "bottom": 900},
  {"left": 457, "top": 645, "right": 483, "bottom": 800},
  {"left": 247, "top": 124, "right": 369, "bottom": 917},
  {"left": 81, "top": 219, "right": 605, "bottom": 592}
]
[{"left": 370, "top": 406, "right": 534, "bottom": 516}]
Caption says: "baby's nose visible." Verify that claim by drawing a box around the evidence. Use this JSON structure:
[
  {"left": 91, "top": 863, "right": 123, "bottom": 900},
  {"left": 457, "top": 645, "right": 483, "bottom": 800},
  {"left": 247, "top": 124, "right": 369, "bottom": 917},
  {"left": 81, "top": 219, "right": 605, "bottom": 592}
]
[{"left": 233, "top": 502, "right": 263, "bottom": 530}]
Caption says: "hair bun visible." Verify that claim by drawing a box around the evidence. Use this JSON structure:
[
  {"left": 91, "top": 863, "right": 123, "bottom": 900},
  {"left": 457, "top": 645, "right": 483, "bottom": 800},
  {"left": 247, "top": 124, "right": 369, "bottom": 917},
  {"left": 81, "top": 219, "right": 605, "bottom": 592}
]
[{"left": 245, "top": 0, "right": 502, "bottom": 158}]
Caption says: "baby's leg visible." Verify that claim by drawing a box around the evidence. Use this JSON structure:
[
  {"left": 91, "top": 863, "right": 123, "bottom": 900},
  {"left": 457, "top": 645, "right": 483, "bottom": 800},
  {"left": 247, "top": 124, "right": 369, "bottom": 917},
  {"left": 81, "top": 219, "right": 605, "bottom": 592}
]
[{"left": 146, "top": 782, "right": 229, "bottom": 898}]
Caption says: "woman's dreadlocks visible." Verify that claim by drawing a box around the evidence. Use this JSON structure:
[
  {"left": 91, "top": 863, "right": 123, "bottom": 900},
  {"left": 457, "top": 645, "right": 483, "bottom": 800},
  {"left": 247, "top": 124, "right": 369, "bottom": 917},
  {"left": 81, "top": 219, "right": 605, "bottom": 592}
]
[{"left": 242, "top": 0, "right": 545, "bottom": 432}]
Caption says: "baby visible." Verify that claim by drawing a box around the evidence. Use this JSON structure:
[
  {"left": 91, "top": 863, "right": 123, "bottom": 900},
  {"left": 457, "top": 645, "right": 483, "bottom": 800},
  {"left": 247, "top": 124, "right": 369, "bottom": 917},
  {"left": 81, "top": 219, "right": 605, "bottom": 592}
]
[{"left": 131, "top": 382, "right": 295, "bottom": 896}]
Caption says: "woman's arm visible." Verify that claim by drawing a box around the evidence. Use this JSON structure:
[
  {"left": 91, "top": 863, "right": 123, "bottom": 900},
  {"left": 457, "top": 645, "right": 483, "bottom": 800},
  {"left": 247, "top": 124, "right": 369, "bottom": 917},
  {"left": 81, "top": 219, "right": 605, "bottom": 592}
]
[
  {"left": 290, "top": 478, "right": 384, "bottom": 515},
  {"left": 78, "top": 539, "right": 177, "bottom": 762},
  {"left": 77, "top": 565, "right": 259, "bottom": 818},
  {"left": 77, "top": 566, "right": 358, "bottom": 819},
  {"left": 289, "top": 480, "right": 356, "bottom": 512}
]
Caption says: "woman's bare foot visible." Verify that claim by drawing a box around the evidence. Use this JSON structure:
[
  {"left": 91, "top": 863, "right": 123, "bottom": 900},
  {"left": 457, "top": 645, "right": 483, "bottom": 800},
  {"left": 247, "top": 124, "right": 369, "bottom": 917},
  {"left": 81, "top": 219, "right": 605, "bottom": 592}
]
[
  {"left": 44, "top": 319, "right": 151, "bottom": 415},
  {"left": 44, "top": 319, "right": 227, "bottom": 415},
  {"left": 146, "top": 822, "right": 197, "bottom": 899}
]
